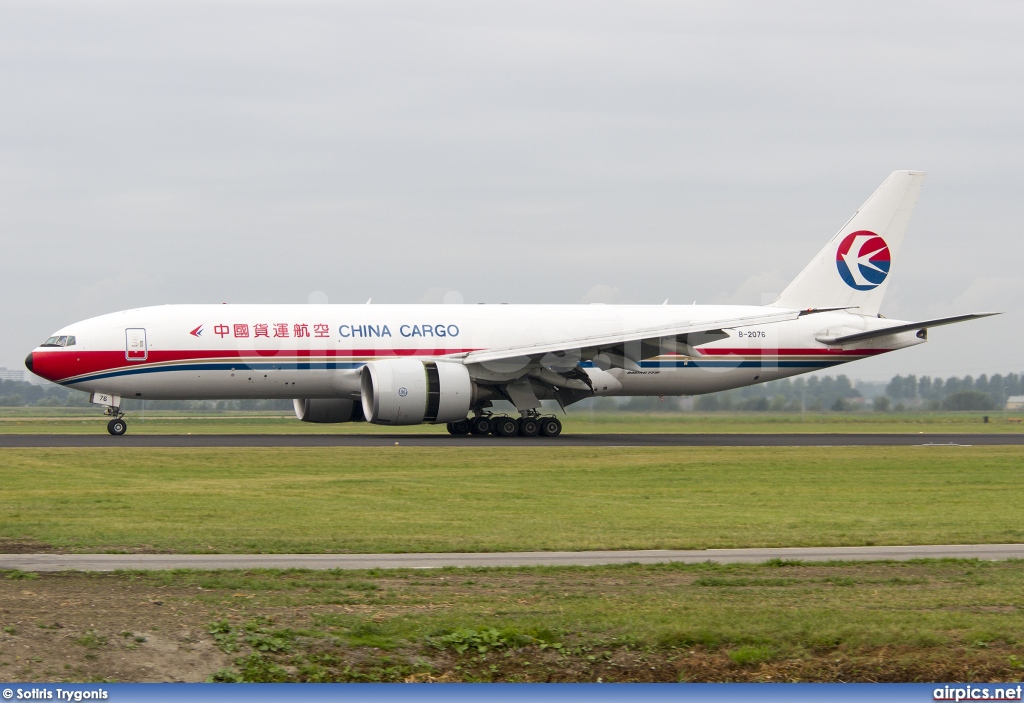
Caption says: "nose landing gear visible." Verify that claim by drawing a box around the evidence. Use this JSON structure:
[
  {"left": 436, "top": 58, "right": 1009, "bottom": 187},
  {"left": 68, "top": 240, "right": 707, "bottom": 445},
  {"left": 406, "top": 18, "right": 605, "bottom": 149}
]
[
  {"left": 102, "top": 405, "right": 127, "bottom": 436},
  {"left": 90, "top": 393, "right": 128, "bottom": 436}
]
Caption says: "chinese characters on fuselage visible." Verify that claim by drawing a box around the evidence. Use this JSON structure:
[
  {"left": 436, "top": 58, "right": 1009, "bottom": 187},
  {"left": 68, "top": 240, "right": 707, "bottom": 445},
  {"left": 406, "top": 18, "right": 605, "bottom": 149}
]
[{"left": 209, "top": 323, "right": 460, "bottom": 339}]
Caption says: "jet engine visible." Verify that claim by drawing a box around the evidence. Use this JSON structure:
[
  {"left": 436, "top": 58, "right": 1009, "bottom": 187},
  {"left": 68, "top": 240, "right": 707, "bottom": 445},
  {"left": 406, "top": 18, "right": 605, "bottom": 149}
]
[
  {"left": 360, "top": 359, "right": 472, "bottom": 425},
  {"left": 292, "top": 398, "right": 365, "bottom": 423}
]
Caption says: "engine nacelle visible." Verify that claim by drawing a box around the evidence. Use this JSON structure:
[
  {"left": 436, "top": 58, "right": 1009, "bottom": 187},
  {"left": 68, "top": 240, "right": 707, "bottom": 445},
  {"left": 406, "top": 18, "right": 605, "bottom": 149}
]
[
  {"left": 360, "top": 359, "right": 472, "bottom": 425},
  {"left": 293, "top": 398, "right": 365, "bottom": 423}
]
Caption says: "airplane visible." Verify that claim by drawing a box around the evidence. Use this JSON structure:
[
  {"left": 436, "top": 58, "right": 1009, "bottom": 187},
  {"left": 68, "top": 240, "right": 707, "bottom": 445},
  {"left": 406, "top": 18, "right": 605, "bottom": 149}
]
[{"left": 24, "top": 170, "right": 997, "bottom": 437}]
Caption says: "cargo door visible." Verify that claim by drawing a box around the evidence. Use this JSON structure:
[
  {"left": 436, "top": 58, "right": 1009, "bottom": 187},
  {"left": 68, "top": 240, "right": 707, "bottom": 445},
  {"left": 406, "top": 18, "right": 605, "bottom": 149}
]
[{"left": 126, "top": 328, "right": 148, "bottom": 361}]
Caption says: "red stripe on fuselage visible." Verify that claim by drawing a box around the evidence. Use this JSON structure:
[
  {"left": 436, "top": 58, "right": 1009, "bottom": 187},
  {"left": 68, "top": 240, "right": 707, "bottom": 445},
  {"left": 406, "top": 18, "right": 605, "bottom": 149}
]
[
  {"left": 693, "top": 348, "right": 886, "bottom": 357},
  {"left": 30, "top": 348, "right": 481, "bottom": 384}
]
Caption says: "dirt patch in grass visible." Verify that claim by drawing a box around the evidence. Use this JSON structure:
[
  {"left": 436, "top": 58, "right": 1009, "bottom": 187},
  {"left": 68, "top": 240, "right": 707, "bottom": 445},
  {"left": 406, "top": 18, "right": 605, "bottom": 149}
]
[
  {"left": 2, "top": 562, "right": 1024, "bottom": 682},
  {"left": 0, "top": 572, "right": 231, "bottom": 681},
  {"left": 0, "top": 540, "right": 56, "bottom": 554}
]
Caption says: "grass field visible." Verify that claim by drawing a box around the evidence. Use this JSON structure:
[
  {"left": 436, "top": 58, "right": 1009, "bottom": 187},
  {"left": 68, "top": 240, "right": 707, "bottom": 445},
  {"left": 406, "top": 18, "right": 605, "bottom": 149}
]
[
  {"left": 3, "top": 560, "right": 1024, "bottom": 682},
  {"left": 4, "top": 439, "right": 1024, "bottom": 684},
  {"left": 0, "top": 408, "right": 1021, "bottom": 434},
  {"left": 2, "top": 446, "right": 1023, "bottom": 553}
]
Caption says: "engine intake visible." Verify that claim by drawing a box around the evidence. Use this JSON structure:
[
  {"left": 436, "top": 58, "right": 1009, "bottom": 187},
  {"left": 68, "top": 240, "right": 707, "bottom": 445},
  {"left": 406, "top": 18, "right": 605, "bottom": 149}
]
[
  {"left": 293, "top": 398, "right": 365, "bottom": 423},
  {"left": 360, "top": 359, "right": 472, "bottom": 425}
]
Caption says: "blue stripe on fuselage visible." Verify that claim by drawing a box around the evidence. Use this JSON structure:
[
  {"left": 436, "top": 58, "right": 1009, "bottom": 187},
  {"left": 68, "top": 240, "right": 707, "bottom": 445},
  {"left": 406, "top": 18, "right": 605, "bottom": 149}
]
[
  {"left": 60, "top": 361, "right": 366, "bottom": 385},
  {"left": 60, "top": 357, "right": 848, "bottom": 386}
]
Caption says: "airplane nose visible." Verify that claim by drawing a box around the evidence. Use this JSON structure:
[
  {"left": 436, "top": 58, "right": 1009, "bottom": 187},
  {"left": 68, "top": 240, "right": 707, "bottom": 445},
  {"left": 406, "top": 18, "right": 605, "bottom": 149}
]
[{"left": 24, "top": 352, "right": 33, "bottom": 373}]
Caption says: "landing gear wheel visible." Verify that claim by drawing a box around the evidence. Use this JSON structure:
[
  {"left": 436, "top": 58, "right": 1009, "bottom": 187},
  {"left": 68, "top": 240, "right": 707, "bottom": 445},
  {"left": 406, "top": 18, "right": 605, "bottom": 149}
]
[
  {"left": 492, "top": 416, "right": 519, "bottom": 437},
  {"left": 518, "top": 417, "right": 540, "bottom": 437},
  {"left": 539, "top": 416, "right": 562, "bottom": 437},
  {"left": 469, "top": 416, "right": 491, "bottom": 435},
  {"left": 447, "top": 419, "right": 470, "bottom": 435},
  {"left": 107, "top": 418, "right": 127, "bottom": 436}
]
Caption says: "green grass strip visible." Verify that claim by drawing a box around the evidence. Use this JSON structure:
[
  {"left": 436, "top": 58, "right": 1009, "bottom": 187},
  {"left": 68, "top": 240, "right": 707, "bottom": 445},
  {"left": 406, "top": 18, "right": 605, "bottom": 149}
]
[{"left": 1, "top": 446, "right": 1022, "bottom": 553}]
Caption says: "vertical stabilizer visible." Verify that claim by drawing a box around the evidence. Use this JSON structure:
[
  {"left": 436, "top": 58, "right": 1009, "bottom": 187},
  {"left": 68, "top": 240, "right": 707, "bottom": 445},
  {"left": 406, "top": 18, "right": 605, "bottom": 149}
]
[{"left": 774, "top": 170, "right": 926, "bottom": 316}]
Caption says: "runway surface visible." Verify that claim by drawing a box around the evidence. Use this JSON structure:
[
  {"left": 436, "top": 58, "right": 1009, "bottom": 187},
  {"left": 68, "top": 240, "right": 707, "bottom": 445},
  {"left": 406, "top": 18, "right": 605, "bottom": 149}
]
[
  {"left": 3, "top": 544, "right": 1023, "bottom": 572},
  {"left": 1, "top": 433, "right": 1022, "bottom": 447}
]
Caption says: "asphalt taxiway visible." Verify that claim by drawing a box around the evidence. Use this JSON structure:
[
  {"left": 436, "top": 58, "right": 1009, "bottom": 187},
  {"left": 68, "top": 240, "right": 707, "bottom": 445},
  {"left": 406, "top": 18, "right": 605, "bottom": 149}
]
[
  {"left": 0, "top": 433, "right": 1021, "bottom": 447},
  {"left": 2, "top": 544, "right": 1023, "bottom": 572}
]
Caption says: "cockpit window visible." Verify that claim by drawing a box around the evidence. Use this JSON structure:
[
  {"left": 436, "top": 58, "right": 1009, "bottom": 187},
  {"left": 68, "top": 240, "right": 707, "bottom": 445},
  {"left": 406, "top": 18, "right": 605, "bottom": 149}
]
[
  {"left": 65, "top": 336, "right": 76, "bottom": 346},
  {"left": 41, "top": 336, "right": 61, "bottom": 347},
  {"left": 40, "top": 335, "right": 75, "bottom": 348}
]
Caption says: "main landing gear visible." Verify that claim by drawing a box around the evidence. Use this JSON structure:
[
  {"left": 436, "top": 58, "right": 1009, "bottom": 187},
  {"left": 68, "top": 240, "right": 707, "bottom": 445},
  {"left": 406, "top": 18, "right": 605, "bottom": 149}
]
[
  {"left": 538, "top": 416, "right": 562, "bottom": 437},
  {"left": 446, "top": 414, "right": 562, "bottom": 438}
]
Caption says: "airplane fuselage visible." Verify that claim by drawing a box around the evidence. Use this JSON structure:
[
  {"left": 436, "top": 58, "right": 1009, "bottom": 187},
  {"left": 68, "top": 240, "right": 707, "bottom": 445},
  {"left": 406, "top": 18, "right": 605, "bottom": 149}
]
[{"left": 27, "top": 303, "right": 922, "bottom": 402}]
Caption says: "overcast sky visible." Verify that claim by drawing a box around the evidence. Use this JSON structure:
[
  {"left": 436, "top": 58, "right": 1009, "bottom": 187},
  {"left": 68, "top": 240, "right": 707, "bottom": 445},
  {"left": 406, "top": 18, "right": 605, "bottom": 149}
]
[{"left": 2, "top": 1, "right": 1021, "bottom": 382}]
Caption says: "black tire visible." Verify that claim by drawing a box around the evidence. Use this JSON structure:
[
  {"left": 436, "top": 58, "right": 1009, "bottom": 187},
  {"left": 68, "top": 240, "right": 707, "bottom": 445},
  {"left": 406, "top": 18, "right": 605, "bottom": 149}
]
[
  {"left": 492, "top": 416, "right": 519, "bottom": 437},
  {"left": 448, "top": 419, "right": 470, "bottom": 435},
  {"left": 107, "top": 419, "right": 127, "bottom": 436},
  {"left": 539, "top": 416, "right": 562, "bottom": 437},
  {"left": 518, "top": 417, "right": 540, "bottom": 437},
  {"left": 469, "top": 417, "right": 491, "bottom": 435}
]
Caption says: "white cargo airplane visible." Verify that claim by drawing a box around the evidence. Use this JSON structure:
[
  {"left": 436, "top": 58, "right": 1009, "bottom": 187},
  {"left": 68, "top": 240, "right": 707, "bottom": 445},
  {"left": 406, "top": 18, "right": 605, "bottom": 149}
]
[{"left": 26, "top": 171, "right": 996, "bottom": 436}]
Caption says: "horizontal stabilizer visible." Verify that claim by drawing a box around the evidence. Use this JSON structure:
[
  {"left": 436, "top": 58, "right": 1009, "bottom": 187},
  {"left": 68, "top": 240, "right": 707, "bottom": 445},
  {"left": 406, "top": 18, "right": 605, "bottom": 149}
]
[{"left": 815, "top": 313, "right": 1000, "bottom": 345}]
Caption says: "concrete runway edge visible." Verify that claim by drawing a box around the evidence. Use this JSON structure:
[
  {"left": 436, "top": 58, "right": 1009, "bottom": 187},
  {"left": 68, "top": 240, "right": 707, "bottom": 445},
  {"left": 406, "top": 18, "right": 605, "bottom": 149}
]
[{"left": 3, "top": 544, "right": 1023, "bottom": 572}]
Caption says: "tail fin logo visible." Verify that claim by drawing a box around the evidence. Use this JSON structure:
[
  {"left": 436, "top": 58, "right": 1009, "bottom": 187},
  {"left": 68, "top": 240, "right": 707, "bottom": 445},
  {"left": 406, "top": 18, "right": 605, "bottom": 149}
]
[{"left": 836, "top": 230, "right": 891, "bottom": 291}]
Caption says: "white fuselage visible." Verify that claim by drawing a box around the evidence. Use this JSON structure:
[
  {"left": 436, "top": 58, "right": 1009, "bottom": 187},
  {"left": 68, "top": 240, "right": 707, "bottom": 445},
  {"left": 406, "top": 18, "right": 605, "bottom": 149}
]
[{"left": 28, "top": 303, "right": 922, "bottom": 402}]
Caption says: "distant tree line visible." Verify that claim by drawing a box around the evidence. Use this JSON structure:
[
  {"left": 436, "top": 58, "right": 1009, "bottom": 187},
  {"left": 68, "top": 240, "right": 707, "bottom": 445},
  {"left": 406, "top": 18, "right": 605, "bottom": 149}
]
[
  {"left": 583, "top": 371, "right": 1022, "bottom": 413},
  {"left": 0, "top": 379, "right": 95, "bottom": 408},
  {"left": 699, "top": 372, "right": 1024, "bottom": 412},
  {"left": 883, "top": 373, "right": 1023, "bottom": 411},
  {"left": 0, "top": 379, "right": 290, "bottom": 411},
  {"left": 694, "top": 375, "right": 864, "bottom": 412}
]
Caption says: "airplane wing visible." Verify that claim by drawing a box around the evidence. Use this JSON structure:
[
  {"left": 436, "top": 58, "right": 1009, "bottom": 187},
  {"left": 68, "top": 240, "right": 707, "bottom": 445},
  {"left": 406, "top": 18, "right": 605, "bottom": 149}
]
[
  {"left": 815, "top": 313, "right": 1000, "bottom": 345},
  {"left": 461, "top": 308, "right": 801, "bottom": 370}
]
